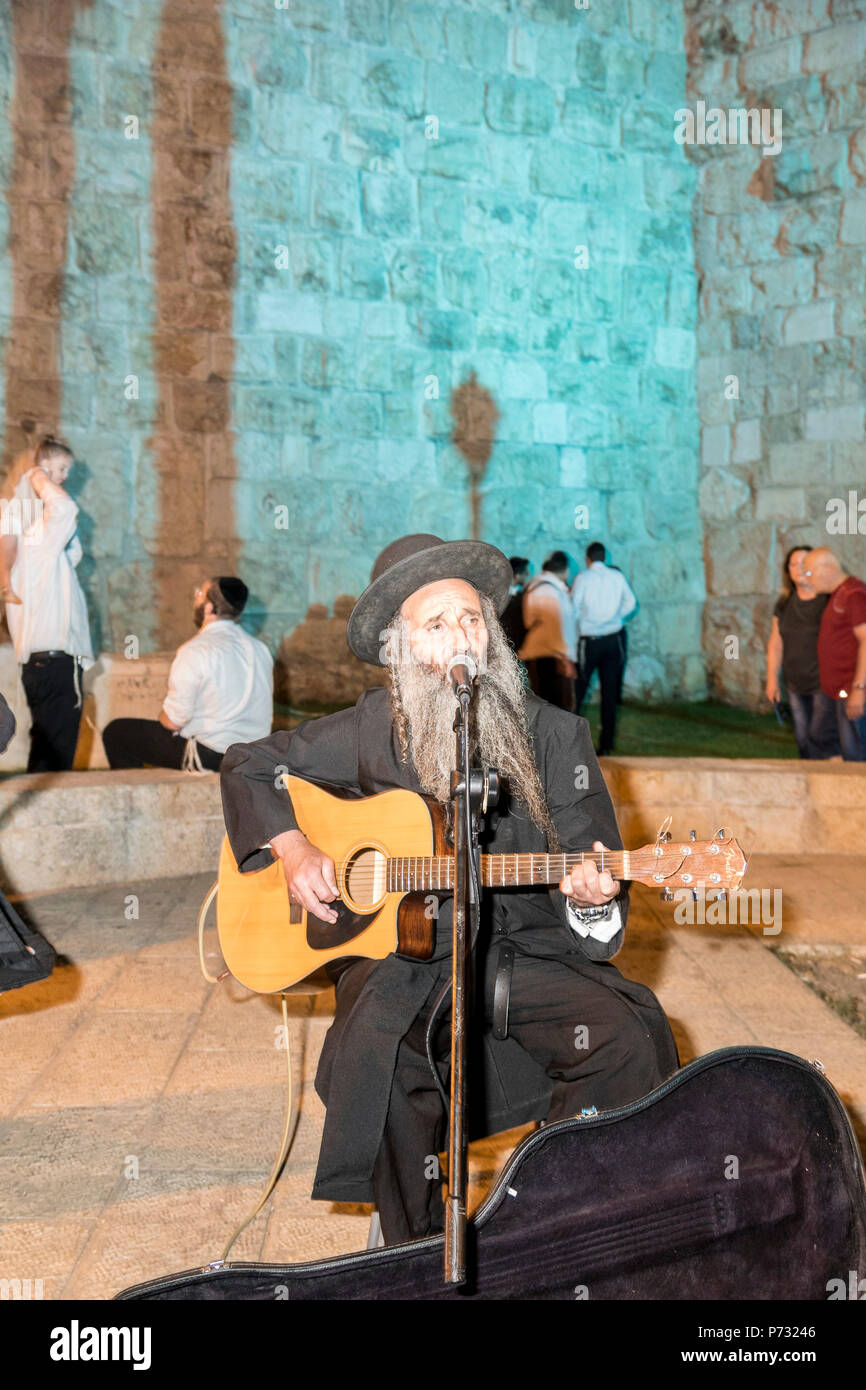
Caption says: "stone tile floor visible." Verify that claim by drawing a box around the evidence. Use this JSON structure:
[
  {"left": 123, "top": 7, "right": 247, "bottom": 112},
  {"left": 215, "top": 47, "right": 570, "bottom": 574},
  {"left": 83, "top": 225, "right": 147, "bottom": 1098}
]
[{"left": 1, "top": 855, "right": 865, "bottom": 1300}]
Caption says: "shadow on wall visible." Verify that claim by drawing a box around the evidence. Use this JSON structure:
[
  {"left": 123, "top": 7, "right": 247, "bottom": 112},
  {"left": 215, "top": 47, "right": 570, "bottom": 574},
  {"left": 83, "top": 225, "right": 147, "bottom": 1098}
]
[{"left": 275, "top": 595, "right": 387, "bottom": 708}]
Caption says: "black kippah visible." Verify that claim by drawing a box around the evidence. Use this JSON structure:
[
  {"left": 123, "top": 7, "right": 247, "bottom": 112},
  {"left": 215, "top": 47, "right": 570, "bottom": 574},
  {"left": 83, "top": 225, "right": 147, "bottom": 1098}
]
[{"left": 215, "top": 576, "right": 248, "bottom": 613}]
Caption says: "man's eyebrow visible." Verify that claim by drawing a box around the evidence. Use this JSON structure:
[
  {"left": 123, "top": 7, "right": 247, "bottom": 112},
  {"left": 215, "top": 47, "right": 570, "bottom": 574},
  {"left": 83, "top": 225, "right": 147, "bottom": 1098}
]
[{"left": 423, "top": 603, "right": 481, "bottom": 624}]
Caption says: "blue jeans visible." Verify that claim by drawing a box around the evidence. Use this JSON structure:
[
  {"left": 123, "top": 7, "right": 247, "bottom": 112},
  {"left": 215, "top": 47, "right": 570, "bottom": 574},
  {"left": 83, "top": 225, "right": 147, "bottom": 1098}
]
[
  {"left": 787, "top": 689, "right": 840, "bottom": 759},
  {"left": 834, "top": 699, "right": 866, "bottom": 762}
]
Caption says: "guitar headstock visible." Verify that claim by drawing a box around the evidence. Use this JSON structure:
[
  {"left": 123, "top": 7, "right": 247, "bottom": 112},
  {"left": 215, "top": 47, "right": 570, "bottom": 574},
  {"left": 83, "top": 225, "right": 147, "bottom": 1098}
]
[{"left": 628, "top": 833, "right": 747, "bottom": 891}]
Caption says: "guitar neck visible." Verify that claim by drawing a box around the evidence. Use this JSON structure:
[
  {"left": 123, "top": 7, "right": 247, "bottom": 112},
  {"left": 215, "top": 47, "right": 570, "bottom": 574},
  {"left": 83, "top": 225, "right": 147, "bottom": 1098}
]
[{"left": 388, "top": 851, "right": 637, "bottom": 893}]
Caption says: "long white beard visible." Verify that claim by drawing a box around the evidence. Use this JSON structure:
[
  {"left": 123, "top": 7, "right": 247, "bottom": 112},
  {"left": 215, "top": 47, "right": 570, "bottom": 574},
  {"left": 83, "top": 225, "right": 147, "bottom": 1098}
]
[{"left": 386, "top": 595, "right": 558, "bottom": 845}]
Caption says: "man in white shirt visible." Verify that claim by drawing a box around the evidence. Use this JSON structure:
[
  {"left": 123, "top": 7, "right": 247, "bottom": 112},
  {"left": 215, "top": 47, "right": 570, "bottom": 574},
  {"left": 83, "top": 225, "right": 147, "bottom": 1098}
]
[
  {"left": 103, "top": 577, "right": 273, "bottom": 771},
  {"left": 571, "top": 542, "right": 636, "bottom": 756},
  {"left": 4, "top": 437, "right": 94, "bottom": 771},
  {"left": 518, "top": 550, "right": 578, "bottom": 711}
]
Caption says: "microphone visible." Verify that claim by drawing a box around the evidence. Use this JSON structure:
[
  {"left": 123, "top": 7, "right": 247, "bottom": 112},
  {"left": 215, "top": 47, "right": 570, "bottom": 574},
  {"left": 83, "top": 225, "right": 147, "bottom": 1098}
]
[{"left": 446, "top": 652, "right": 478, "bottom": 701}]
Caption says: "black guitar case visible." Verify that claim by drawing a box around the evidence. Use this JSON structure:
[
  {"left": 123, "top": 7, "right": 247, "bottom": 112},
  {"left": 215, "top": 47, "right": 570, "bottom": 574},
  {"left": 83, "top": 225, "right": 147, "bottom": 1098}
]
[{"left": 116, "top": 1047, "right": 866, "bottom": 1301}]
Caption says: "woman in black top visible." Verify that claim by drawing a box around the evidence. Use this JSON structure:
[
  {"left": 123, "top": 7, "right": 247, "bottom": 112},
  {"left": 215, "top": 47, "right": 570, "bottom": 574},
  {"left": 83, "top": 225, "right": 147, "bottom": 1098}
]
[{"left": 766, "top": 546, "right": 839, "bottom": 759}]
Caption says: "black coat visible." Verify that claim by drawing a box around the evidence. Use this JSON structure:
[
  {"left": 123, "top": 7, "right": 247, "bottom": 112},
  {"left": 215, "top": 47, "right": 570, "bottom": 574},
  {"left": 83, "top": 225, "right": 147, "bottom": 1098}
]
[{"left": 220, "top": 688, "right": 676, "bottom": 1201}]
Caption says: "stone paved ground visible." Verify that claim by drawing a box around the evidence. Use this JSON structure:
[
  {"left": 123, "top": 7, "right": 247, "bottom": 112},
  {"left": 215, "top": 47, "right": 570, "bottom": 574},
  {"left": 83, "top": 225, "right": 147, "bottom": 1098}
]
[{"left": 1, "top": 855, "right": 865, "bottom": 1300}]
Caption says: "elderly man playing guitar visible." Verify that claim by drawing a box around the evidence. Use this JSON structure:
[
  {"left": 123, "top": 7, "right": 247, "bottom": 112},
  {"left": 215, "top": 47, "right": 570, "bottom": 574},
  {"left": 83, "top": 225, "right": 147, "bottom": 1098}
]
[{"left": 220, "top": 535, "right": 678, "bottom": 1246}]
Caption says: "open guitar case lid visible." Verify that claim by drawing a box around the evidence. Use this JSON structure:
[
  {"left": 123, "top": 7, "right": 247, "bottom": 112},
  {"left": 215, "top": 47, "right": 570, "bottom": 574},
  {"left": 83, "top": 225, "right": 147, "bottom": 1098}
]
[{"left": 116, "top": 1046, "right": 866, "bottom": 1301}]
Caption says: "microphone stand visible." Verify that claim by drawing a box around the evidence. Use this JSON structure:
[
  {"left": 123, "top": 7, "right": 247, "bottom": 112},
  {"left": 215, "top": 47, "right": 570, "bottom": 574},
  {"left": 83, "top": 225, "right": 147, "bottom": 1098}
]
[{"left": 444, "top": 669, "right": 493, "bottom": 1285}]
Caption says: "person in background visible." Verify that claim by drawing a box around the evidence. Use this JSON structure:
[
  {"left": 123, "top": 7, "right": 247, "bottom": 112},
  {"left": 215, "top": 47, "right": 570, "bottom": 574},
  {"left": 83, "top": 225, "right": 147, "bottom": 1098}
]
[
  {"left": 765, "top": 546, "right": 838, "bottom": 760},
  {"left": 3, "top": 436, "right": 94, "bottom": 772},
  {"left": 804, "top": 548, "right": 866, "bottom": 762},
  {"left": 499, "top": 555, "right": 531, "bottom": 654},
  {"left": 518, "top": 550, "right": 577, "bottom": 712},
  {"left": 103, "top": 577, "right": 273, "bottom": 772},
  {"left": 572, "top": 542, "right": 636, "bottom": 757}
]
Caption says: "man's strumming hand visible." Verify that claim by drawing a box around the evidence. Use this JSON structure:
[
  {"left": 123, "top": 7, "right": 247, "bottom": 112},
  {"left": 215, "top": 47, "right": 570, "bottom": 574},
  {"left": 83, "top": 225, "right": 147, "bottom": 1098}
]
[{"left": 270, "top": 829, "right": 339, "bottom": 924}]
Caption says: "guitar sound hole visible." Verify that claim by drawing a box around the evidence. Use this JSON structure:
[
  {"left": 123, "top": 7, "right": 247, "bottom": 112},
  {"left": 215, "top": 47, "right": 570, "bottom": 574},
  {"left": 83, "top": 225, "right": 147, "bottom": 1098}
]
[{"left": 343, "top": 847, "right": 388, "bottom": 910}]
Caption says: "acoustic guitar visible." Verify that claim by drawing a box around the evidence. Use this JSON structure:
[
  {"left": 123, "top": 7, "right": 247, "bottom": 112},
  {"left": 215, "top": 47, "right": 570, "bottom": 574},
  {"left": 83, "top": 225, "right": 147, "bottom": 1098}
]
[{"left": 216, "top": 776, "right": 747, "bottom": 994}]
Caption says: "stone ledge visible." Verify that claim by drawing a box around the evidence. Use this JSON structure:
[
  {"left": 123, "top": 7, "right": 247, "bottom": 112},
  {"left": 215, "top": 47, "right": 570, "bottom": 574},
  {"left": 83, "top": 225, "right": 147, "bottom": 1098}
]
[{"left": 1, "top": 756, "right": 863, "bottom": 898}]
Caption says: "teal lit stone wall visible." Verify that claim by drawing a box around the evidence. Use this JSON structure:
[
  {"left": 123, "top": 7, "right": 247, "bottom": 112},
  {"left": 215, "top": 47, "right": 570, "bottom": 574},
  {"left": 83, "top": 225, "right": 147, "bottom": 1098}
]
[
  {"left": 223, "top": 0, "right": 705, "bottom": 699},
  {"left": 687, "top": 1, "right": 866, "bottom": 706},
  {"left": 0, "top": 0, "right": 705, "bottom": 702}
]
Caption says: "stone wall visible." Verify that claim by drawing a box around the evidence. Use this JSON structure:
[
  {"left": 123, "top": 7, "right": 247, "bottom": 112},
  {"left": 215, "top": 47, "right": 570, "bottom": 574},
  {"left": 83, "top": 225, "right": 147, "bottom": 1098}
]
[
  {"left": 686, "top": 0, "right": 866, "bottom": 706},
  {"left": 0, "top": 0, "right": 706, "bottom": 704}
]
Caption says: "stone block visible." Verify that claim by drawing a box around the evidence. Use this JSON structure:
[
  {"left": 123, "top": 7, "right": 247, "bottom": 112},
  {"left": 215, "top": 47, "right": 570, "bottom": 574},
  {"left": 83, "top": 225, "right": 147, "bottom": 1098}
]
[
  {"left": 255, "top": 290, "right": 321, "bottom": 336},
  {"left": 620, "top": 265, "right": 667, "bottom": 327},
  {"left": 840, "top": 193, "right": 866, "bottom": 244},
  {"left": 236, "top": 387, "right": 318, "bottom": 435},
  {"left": 559, "top": 449, "right": 587, "bottom": 487},
  {"left": 257, "top": 91, "right": 339, "bottom": 163},
  {"left": 464, "top": 190, "right": 537, "bottom": 246},
  {"left": 741, "top": 36, "right": 802, "bottom": 84},
  {"left": 484, "top": 75, "right": 555, "bottom": 135},
  {"left": 311, "top": 43, "right": 360, "bottom": 105},
  {"left": 773, "top": 134, "right": 848, "bottom": 199},
  {"left": 300, "top": 340, "right": 354, "bottom": 389},
  {"left": 341, "top": 114, "right": 402, "bottom": 174},
  {"left": 531, "top": 260, "right": 578, "bottom": 319},
  {"left": 653, "top": 327, "right": 695, "bottom": 370},
  {"left": 698, "top": 469, "right": 751, "bottom": 522},
  {"left": 418, "top": 177, "right": 464, "bottom": 241},
  {"left": 700, "top": 154, "right": 762, "bottom": 216},
  {"left": 777, "top": 199, "right": 841, "bottom": 256},
  {"left": 231, "top": 155, "right": 305, "bottom": 224},
  {"left": 533, "top": 29, "right": 578, "bottom": 87},
  {"left": 529, "top": 143, "right": 600, "bottom": 199},
  {"left": 486, "top": 250, "right": 532, "bottom": 317},
  {"left": 406, "top": 124, "right": 491, "bottom": 183},
  {"left": 566, "top": 403, "right": 608, "bottom": 448},
  {"left": 440, "top": 248, "right": 488, "bottom": 313},
  {"left": 361, "top": 303, "right": 406, "bottom": 341},
  {"left": 363, "top": 56, "right": 424, "bottom": 116},
  {"left": 310, "top": 165, "right": 359, "bottom": 233},
  {"left": 803, "top": 20, "right": 866, "bottom": 72},
  {"left": 562, "top": 87, "right": 620, "bottom": 147},
  {"left": 424, "top": 61, "right": 484, "bottom": 126},
  {"left": 346, "top": 0, "right": 388, "bottom": 44},
  {"left": 339, "top": 238, "right": 387, "bottom": 300},
  {"left": 804, "top": 404, "right": 864, "bottom": 441},
  {"left": 388, "top": 245, "right": 438, "bottom": 306},
  {"left": 390, "top": 4, "right": 446, "bottom": 59},
  {"left": 361, "top": 173, "right": 414, "bottom": 237},
  {"left": 817, "top": 247, "right": 866, "bottom": 298},
  {"left": 412, "top": 310, "right": 474, "bottom": 352},
  {"left": 532, "top": 402, "right": 568, "bottom": 445},
  {"left": 755, "top": 486, "right": 807, "bottom": 521},
  {"left": 72, "top": 201, "right": 140, "bottom": 276},
  {"left": 443, "top": 9, "right": 508, "bottom": 70},
  {"left": 730, "top": 419, "right": 760, "bottom": 465},
  {"left": 749, "top": 258, "right": 814, "bottom": 309},
  {"left": 508, "top": 23, "right": 536, "bottom": 76},
  {"left": 701, "top": 423, "right": 730, "bottom": 469},
  {"left": 486, "top": 444, "right": 558, "bottom": 489},
  {"left": 783, "top": 300, "right": 834, "bottom": 345},
  {"left": 622, "top": 99, "right": 674, "bottom": 153},
  {"left": 768, "top": 440, "right": 831, "bottom": 484},
  {"left": 325, "top": 391, "right": 383, "bottom": 439}
]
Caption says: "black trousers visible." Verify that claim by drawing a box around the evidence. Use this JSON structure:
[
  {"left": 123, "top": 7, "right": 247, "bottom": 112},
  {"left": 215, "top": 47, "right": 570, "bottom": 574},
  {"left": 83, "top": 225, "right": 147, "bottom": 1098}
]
[
  {"left": 523, "top": 657, "right": 575, "bottom": 713},
  {"left": 369, "top": 951, "right": 676, "bottom": 1244},
  {"left": 21, "top": 653, "right": 82, "bottom": 772},
  {"left": 575, "top": 632, "right": 626, "bottom": 755},
  {"left": 102, "top": 718, "right": 223, "bottom": 770}
]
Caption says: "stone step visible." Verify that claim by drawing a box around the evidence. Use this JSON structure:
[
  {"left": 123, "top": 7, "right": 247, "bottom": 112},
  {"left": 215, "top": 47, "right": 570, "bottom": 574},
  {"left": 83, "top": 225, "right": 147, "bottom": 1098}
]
[{"left": 1, "top": 757, "right": 863, "bottom": 897}]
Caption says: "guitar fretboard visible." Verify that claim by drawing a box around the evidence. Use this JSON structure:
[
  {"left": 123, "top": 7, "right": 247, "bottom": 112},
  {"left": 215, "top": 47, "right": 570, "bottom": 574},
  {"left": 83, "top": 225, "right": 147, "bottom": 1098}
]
[{"left": 386, "top": 851, "right": 639, "bottom": 893}]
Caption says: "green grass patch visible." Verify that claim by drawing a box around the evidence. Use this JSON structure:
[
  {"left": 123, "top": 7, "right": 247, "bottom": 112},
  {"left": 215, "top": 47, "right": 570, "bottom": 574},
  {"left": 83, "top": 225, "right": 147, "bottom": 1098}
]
[{"left": 277, "top": 696, "right": 800, "bottom": 760}]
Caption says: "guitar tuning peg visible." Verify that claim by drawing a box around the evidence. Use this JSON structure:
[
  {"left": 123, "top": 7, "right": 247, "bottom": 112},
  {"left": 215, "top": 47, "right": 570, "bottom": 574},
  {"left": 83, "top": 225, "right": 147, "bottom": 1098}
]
[
  {"left": 659, "top": 887, "right": 674, "bottom": 902},
  {"left": 689, "top": 829, "right": 696, "bottom": 841},
  {"left": 716, "top": 830, "right": 725, "bottom": 840}
]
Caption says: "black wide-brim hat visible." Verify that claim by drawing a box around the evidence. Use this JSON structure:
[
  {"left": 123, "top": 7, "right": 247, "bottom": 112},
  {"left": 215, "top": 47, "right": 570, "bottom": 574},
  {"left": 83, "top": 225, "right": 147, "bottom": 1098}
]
[{"left": 347, "top": 533, "right": 513, "bottom": 665}]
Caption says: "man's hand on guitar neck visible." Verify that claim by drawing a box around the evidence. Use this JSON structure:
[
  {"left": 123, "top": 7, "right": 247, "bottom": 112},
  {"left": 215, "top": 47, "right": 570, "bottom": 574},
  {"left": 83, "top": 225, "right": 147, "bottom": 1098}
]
[
  {"left": 559, "top": 840, "right": 620, "bottom": 907},
  {"left": 270, "top": 829, "right": 340, "bottom": 924}
]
